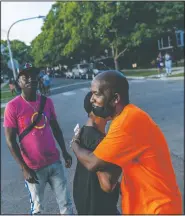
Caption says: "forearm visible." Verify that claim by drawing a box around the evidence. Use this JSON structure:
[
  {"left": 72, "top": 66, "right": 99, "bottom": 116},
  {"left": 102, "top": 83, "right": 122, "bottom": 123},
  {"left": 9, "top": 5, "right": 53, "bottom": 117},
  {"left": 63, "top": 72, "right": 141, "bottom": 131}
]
[
  {"left": 72, "top": 141, "right": 100, "bottom": 171},
  {"left": 96, "top": 166, "right": 121, "bottom": 193},
  {"left": 97, "top": 171, "right": 113, "bottom": 193},
  {"left": 7, "top": 140, "right": 28, "bottom": 170}
]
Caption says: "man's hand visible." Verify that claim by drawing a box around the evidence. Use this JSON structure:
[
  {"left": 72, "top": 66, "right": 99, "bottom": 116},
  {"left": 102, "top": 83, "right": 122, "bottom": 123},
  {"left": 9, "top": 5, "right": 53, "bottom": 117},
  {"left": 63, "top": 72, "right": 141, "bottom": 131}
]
[
  {"left": 71, "top": 128, "right": 81, "bottom": 148},
  {"left": 22, "top": 166, "right": 39, "bottom": 184},
  {"left": 63, "top": 152, "right": 72, "bottom": 168}
]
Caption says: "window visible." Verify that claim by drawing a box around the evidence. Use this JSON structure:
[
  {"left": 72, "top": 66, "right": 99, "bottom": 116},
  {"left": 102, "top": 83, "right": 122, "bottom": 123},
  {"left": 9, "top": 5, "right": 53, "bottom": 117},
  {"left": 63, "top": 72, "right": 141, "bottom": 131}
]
[
  {"left": 176, "top": 31, "right": 184, "bottom": 47},
  {"left": 158, "top": 36, "right": 173, "bottom": 50},
  {"left": 79, "top": 64, "right": 89, "bottom": 69}
]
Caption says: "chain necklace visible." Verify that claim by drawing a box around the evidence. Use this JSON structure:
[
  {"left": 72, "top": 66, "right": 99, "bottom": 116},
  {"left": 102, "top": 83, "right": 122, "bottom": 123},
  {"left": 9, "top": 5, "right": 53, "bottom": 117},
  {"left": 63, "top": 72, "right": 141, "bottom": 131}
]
[
  {"left": 21, "top": 94, "right": 47, "bottom": 130},
  {"left": 21, "top": 94, "right": 38, "bottom": 112}
]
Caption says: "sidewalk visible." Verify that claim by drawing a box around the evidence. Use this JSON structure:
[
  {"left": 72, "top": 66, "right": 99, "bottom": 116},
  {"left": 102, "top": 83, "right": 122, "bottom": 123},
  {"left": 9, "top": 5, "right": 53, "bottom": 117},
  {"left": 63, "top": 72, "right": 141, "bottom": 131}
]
[
  {"left": 1, "top": 80, "right": 8, "bottom": 89},
  {"left": 122, "top": 66, "right": 184, "bottom": 72},
  {"left": 126, "top": 67, "right": 184, "bottom": 80}
]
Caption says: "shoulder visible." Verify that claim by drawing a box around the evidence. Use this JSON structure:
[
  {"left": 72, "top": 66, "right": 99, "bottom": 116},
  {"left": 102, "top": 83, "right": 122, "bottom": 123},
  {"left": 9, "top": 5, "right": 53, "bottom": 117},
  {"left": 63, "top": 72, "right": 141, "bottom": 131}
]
[
  {"left": 6, "top": 96, "right": 21, "bottom": 109},
  {"left": 4, "top": 97, "right": 22, "bottom": 121},
  {"left": 110, "top": 104, "right": 149, "bottom": 133},
  {"left": 45, "top": 96, "right": 53, "bottom": 105},
  {"left": 41, "top": 96, "right": 55, "bottom": 109}
]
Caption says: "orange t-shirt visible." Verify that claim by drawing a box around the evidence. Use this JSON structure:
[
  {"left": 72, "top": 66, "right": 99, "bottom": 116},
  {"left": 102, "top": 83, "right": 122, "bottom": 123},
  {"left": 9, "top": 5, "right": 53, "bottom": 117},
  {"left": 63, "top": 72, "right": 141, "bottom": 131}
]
[{"left": 93, "top": 104, "right": 182, "bottom": 214}]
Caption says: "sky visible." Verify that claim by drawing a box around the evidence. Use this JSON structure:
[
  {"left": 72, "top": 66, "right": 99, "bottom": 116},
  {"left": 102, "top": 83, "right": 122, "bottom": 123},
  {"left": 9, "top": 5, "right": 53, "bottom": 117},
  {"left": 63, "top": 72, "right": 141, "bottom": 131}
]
[{"left": 1, "top": 2, "right": 54, "bottom": 45}]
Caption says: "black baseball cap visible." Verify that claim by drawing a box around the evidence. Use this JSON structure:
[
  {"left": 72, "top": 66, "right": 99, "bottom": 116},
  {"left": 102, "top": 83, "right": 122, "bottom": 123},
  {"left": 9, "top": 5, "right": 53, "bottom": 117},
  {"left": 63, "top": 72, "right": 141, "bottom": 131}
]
[{"left": 17, "top": 63, "right": 40, "bottom": 79}]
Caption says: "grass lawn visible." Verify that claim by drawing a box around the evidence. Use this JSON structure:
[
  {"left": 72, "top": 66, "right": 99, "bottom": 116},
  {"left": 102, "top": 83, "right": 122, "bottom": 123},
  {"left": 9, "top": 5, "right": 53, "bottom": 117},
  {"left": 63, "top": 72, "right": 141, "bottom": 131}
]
[
  {"left": 122, "top": 70, "right": 158, "bottom": 77},
  {"left": 1, "top": 91, "right": 14, "bottom": 103},
  {"left": 170, "top": 73, "right": 184, "bottom": 77},
  {"left": 1, "top": 83, "right": 9, "bottom": 90},
  {"left": 1, "top": 90, "right": 12, "bottom": 98}
]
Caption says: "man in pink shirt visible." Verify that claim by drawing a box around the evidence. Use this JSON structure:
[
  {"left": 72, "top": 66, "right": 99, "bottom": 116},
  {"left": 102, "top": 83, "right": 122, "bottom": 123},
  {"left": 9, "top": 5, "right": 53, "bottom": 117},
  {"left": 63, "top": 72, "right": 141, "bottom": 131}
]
[{"left": 4, "top": 64, "right": 73, "bottom": 214}]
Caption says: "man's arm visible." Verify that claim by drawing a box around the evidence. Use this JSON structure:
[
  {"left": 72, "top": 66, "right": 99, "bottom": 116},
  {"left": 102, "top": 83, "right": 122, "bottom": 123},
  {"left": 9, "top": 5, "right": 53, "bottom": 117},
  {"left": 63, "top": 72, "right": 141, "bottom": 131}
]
[
  {"left": 5, "top": 127, "right": 38, "bottom": 183},
  {"left": 72, "top": 139, "right": 109, "bottom": 171},
  {"left": 97, "top": 165, "right": 122, "bottom": 193},
  {"left": 50, "top": 119, "right": 72, "bottom": 168},
  {"left": 72, "top": 140, "right": 122, "bottom": 192}
]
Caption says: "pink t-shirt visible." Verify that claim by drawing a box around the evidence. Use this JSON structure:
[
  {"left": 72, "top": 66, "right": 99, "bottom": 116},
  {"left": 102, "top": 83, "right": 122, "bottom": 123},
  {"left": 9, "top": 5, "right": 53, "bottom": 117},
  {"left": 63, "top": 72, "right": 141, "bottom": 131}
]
[{"left": 4, "top": 95, "right": 60, "bottom": 170}]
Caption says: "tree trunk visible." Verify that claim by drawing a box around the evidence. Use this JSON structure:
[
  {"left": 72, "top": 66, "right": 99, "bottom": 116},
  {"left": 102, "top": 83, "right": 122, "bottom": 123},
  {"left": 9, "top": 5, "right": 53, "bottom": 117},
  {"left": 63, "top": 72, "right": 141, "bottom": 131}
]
[{"left": 114, "top": 58, "right": 119, "bottom": 70}]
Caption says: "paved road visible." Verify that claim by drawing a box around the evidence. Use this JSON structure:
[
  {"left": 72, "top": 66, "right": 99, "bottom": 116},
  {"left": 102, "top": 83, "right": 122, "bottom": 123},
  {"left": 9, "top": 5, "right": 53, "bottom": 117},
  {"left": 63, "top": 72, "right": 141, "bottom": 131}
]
[
  {"left": 50, "top": 77, "right": 88, "bottom": 88},
  {"left": 1, "top": 79, "right": 184, "bottom": 214}
]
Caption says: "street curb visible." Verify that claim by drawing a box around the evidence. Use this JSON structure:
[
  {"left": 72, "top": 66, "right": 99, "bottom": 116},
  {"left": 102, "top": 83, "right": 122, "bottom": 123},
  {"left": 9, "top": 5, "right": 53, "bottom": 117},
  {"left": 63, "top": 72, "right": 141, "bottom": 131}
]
[
  {"left": 122, "top": 66, "right": 184, "bottom": 72},
  {"left": 146, "top": 77, "right": 184, "bottom": 81},
  {"left": 159, "top": 77, "right": 184, "bottom": 80},
  {"left": 127, "top": 76, "right": 184, "bottom": 81},
  {"left": 127, "top": 76, "right": 146, "bottom": 80}
]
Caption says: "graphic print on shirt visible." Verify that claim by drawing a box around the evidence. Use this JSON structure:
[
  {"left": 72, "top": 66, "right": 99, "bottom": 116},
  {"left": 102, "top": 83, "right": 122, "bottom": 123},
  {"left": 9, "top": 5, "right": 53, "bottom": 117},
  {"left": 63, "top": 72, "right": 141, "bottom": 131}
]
[{"left": 18, "top": 110, "right": 49, "bottom": 136}]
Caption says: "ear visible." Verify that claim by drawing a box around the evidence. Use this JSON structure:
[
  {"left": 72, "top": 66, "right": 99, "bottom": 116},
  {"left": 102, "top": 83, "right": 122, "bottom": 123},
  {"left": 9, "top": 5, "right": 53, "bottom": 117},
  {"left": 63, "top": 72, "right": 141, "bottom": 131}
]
[{"left": 114, "top": 93, "right": 120, "bottom": 104}]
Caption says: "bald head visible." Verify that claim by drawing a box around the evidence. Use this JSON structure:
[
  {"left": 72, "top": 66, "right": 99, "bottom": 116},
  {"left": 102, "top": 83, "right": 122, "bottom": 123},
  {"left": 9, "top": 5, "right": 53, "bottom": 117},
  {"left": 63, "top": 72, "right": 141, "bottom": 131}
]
[{"left": 93, "top": 70, "right": 129, "bottom": 105}]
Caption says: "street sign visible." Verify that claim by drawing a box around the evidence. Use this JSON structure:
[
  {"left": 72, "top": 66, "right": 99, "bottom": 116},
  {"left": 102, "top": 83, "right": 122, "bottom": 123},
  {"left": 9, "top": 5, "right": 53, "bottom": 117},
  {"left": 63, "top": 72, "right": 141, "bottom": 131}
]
[{"left": 7, "top": 59, "right": 19, "bottom": 70}]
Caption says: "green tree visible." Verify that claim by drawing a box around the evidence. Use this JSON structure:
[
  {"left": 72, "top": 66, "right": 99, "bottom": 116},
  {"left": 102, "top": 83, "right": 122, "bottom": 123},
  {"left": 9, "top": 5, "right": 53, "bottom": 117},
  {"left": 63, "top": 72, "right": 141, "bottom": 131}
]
[
  {"left": 30, "top": 2, "right": 184, "bottom": 70},
  {"left": 1, "top": 39, "right": 33, "bottom": 67},
  {"left": 11, "top": 40, "right": 33, "bottom": 66}
]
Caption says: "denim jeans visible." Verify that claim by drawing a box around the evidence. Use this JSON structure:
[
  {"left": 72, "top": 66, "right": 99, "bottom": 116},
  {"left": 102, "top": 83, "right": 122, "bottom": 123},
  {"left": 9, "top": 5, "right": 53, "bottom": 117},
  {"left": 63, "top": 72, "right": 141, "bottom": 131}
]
[
  {"left": 25, "top": 161, "right": 73, "bottom": 215},
  {"left": 165, "top": 60, "right": 172, "bottom": 74}
]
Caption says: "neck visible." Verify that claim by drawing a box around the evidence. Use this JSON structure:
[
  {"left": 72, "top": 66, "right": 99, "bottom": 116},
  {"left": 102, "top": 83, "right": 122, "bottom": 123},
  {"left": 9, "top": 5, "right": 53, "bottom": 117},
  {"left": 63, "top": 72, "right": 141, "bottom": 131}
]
[
  {"left": 21, "top": 91, "right": 37, "bottom": 101},
  {"left": 96, "top": 122, "right": 106, "bottom": 134},
  {"left": 86, "top": 118, "right": 106, "bottom": 134},
  {"left": 113, "top": 103, "right": 129, "bottom": 119}
]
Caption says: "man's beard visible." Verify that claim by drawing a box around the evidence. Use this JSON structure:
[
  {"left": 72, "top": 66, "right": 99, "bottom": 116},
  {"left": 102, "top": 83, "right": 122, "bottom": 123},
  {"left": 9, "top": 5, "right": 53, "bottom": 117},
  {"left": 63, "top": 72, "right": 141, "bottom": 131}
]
[{"left": 92, "top": 103, "right": 115, "bottom": 119}]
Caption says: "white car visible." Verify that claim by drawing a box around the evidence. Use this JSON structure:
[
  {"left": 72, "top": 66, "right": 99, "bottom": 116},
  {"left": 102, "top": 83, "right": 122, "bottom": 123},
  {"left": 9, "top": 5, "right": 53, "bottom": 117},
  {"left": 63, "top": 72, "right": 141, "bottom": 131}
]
[
  {"left": 72, "top": 64, "right": 90, "bottom": 79},
  {"left": 65, "top": 71, "right": 73, "bottom": 79}
]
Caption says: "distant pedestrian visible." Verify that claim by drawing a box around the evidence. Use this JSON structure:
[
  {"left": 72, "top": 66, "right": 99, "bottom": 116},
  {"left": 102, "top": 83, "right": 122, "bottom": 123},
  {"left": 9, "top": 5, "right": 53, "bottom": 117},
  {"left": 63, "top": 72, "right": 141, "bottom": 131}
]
[
  {"left": 9, "top": 79, "right": 16, "bottom": 96},
  {"left": 38, "top": 70, "right": 45, "bottom": 94},
  {"left": 43, "top": 72, "right": 51, "bottom": 95},
  {"left": 156, "top": 52, "right": 164, "bottom": 77},
  {"left": 164, "top": 52, "right": 172, "bottom": 76}
]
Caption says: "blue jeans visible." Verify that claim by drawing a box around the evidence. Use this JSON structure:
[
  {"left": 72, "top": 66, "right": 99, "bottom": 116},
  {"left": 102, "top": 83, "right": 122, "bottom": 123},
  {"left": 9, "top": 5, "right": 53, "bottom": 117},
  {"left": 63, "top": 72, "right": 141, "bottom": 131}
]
[
  {"left": 165, "top": 60, "right": 172, "bottom": 74},
  {"left": 25, "top": 161, "right": 73, "bottom": 215}
]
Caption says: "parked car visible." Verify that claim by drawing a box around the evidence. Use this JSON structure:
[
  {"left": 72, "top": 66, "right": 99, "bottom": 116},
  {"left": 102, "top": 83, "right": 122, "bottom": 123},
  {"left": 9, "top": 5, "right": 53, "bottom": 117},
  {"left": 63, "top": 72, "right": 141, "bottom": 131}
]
[
  {"left": 53, "top": 70, "right": 66, "bottom": 78},
  {"left": 85, "top": 62, "right": 111, "bottom": 79},
  {"left": 65, "top": 71, "right": 73, "bottom": 79},
  {"left": 72, "top": 63, "right": 91, "bottom": 79},
  {"left": 54, "top": 72, "right": 61, "bottom": 78}
]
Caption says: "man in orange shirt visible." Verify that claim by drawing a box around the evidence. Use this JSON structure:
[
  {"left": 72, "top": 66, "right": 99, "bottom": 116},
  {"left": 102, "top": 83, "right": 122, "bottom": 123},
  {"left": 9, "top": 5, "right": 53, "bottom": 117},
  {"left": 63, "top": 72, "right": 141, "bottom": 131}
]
[{"left": 72, "top": 70, "right": 182, "bottom": 214}]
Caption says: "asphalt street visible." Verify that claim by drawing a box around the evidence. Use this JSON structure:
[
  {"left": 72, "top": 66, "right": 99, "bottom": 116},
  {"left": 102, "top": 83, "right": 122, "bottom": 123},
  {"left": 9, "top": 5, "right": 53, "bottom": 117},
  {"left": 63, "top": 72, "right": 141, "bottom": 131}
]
[{"left": 1, "top": 78, "right": 184, "bottom": 214}]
